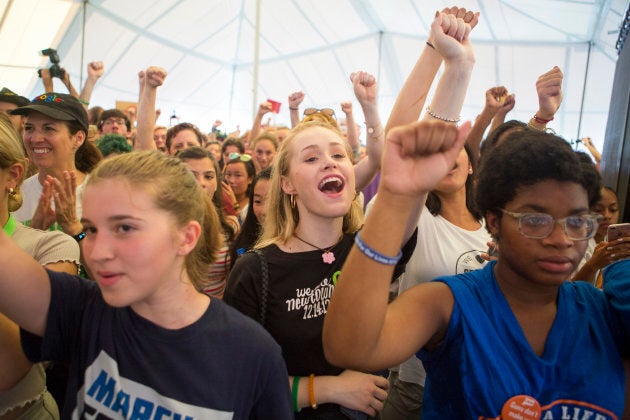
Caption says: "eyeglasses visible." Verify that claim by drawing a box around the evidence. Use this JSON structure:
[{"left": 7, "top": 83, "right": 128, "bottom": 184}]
[
  {"left": 229, "top": 152, "right": 252, "bottom": 162},
  {"left": 500, "top": 209, "right": 602, "bottom": 241},
  {"left": 102, "top": 118, "right": 126, "bottom": 126},
  {"left": 303, "top": 108, "right": 336, "bottom": 118}
]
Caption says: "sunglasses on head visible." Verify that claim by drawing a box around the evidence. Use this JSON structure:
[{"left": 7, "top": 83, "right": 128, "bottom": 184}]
[
  {"left": 229, "top": 152, "right": 252, "bottom": 162},
  {"left": 303, "top": 108, "right": 336, "bottom": 118}
]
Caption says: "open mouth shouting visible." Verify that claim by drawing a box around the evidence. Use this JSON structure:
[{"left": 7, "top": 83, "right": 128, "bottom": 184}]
[{"left": 318, "top": 175, "right": 345, "bottom": 194}]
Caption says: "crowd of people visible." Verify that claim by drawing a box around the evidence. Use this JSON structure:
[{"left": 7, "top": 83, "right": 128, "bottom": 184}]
[{"left": 1, "top": 5, "right": 629, "bottom": 420}]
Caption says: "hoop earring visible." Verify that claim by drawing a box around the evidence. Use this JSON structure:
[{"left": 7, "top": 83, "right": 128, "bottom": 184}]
[{"left": 290, "top": 194, "right": 296, "bottom": 209}]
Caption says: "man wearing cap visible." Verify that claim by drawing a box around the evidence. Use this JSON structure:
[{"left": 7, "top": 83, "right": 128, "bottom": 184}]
[{"left": 0, "top": 87, "right": 30, "bottom": 133}]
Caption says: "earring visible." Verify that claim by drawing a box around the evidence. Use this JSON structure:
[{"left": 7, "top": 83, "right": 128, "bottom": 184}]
[
  {"left": 8, "top": 187, "right": 16, "bottom": 197},
  {"left": 290, "top": 194, "right": 296, "bottom": 209}
]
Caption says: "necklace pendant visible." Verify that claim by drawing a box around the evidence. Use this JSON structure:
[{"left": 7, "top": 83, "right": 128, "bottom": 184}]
[{"left": 322, "top": 251, "right": 335, "bottom": 264}]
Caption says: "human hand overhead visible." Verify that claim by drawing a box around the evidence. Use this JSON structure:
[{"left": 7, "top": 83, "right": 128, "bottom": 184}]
[
  {"left": 288, "top": 91, "right": 304, "bottom": 109},
  {"left": 498, "top": 93, "right": 516, "bottom": 115},
  {"left": 341, "top": 101, "right": 353, "bottom": 115},
  {"left": 535, "top": 66, "right": 563, "bottom": 120},
  {"left": 144, "top": 66, "right": 167, "bottom": 88},
  {"left": 430, "top": 10, "right": 476, "bottom": 63},
  {"left": 350, "top": 71, "right": 377, "bottom": 106},
  {"left": 484, "top": 87, "right": 508, "bottom": 114},
  {"left": 380, "top": 120, "right": 470, "bottom": 197},
  {"left": 87, "top": 61, "right": 105, "bottom": 80},
  {"left": 258, "top": 101, "right": 272, "bottom": 117}
]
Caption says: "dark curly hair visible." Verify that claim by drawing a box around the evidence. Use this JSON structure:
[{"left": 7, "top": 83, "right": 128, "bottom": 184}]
[
  {"left": 479, "top": 119, "right": 527, "bottom": 158},
  {"left": 476, "top": 129, "right": 601, "bottom": 224}
]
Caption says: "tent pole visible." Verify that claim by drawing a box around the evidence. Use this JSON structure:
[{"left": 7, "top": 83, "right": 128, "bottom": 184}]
[
  {"left": 576, "top": 41, "right": 592, "bottom": 147},
  {"left": 79, "top": 0, "right": 87, "bottom": 87},
  {"left": 252, "top": 0, "right": 261, "bottom": 122}
]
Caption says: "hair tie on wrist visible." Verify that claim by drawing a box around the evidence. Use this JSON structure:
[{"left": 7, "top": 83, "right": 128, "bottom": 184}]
[
  {"left": 533, "top": 114, "right": 553, "bottom": 124},
  {"left": 426, "top": 41, "right": 436, "bottom": 50}
]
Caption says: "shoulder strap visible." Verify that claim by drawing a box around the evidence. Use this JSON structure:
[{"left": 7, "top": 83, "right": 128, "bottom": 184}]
[{"left": 249, "top": 249, "right": 269, "bottom": 327}]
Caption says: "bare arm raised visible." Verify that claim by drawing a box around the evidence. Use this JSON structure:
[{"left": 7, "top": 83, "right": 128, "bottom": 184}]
[
  {"left": 135, "top": 66, "right": 167, "bottom": 151},
  {"left": 387, "top": 7, "right": 478, "bottom": 131},
  {"left": 350, "top": 71, "right": 385, "bottom": 191},
  {"left": 323, "top": 120, "right": 470, "bottom": 371},
  {"left": 288, "top": 91, "right": 304, "bottom": 128}
]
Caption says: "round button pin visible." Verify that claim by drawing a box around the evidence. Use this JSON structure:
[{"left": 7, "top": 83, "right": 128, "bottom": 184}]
[{"left": 501, "top": 395, "right": 542, "bottom": 419}]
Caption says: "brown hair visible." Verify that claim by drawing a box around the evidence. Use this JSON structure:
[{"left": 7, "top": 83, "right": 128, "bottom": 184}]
[{"left": 85, "top": 151, "right": 222, "bottom": 289}]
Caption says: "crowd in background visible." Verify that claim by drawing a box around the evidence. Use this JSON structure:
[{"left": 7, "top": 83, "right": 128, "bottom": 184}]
[{"left": 1, "top": 5, "right": 629, "bottom": 420}]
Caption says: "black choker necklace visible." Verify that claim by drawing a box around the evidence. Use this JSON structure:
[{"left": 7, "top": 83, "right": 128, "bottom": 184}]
[{"left": 293, "top": 233, "right": 343, "bottom": 264}]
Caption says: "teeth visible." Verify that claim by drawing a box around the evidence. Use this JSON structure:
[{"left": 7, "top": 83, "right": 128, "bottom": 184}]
[
  {"left": 33, "top": 148, "right": 51, "bottom": 154},
  {"left": 319, "top": 176, "right": 342, "bottom": 189}
]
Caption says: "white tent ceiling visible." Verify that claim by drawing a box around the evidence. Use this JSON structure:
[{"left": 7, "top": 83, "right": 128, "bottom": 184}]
[{"left": 1, "top": 0, "right": 628, "bottom": 153}]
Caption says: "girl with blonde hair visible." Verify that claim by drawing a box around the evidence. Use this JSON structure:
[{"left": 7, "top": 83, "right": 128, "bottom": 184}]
[{"left": 225, "top": 71, "right": 416, "bottom": 418}]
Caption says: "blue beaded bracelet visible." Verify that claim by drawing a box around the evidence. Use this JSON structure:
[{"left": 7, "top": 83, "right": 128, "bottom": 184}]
[{"left": 354, "top": 231, "right": 402, "bottom": 266}]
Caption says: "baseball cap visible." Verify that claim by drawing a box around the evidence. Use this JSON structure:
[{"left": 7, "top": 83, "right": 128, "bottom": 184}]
[
  {"left": 0, "top": 87, "right": 30, "bottom": 107},
  {"left": 11, "top": 92, "right": 89, "bottom": 133}
]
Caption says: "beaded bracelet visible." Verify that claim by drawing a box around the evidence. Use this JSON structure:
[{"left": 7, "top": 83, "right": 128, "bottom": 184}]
[
  {"left": 292, "top": 376, "right": 301, "bottom": 412},
  {"left": 354, "top": 231, "right": 402, "bottom": 266},
  {"left": 425, "top": 106, "right": 461, "bottom": 124}
]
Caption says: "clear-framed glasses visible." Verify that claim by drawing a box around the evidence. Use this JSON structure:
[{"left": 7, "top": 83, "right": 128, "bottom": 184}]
[
  {"left": 303, "top": 107, "right": 336, "bottom": 118},
  {"left": 228, "top": 152, "right": 252, "bottom": 162},
  {"left": 500, "top": 209, "right": 602, "bottom": 241}
]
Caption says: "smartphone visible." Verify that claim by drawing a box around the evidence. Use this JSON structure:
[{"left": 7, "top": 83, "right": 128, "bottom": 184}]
[{"left": 607, "top": 223, "right": 630, "bottom": 241}]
